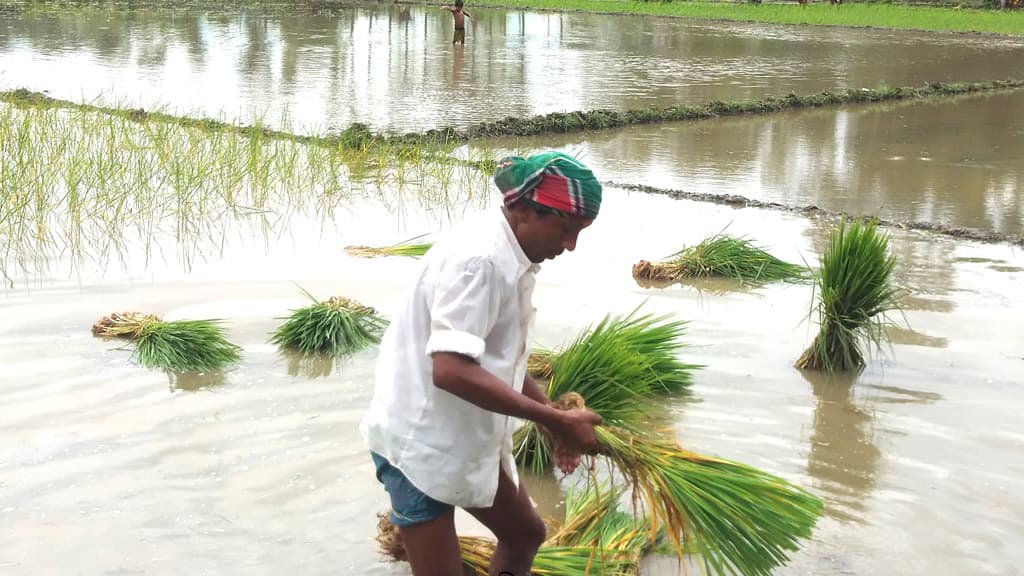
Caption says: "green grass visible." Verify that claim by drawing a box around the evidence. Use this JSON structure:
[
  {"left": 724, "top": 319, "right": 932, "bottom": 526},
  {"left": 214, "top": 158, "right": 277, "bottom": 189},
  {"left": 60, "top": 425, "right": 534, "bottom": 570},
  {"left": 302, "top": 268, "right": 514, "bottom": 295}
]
[
  {"left": 270, "top": 291, "right": 389, "bottom": 357},
  {"left": 516, "top": 307, "right": 701, "bottom": 473},
  {"left": 633, "top": 233, "right": 810, "bottom": 286},
  {"left": 796, "top": 218, "right": 905, "bottom": 372},
  {"left": 92, "top": 312, "right": 243, "bottom": 372},
  {"left": 477, "top": 0, "right": 1024, "bottom": 35}
]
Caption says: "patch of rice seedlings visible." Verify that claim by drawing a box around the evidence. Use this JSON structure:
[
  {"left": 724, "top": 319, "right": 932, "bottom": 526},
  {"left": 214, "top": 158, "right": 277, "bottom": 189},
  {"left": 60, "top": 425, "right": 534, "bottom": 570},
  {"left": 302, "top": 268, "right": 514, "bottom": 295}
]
[
  {"left": 632, "top": 233, "right": 809, "bottom": 286},
  {"left": 344, "top": 234, "right": 434, "bottom": 258},
  {"left": 551, "top": 484, "right": 653, "bottom": 562},
  {"left": 92, "top": 311, "right": 242, "bottom": 372},
  {"left": 516, "top": 307, "right": 700, "bottom": 473},
  {"left": 270, "top": 289, "right": 388, "bottom": 357},
  {"left": 796, "top": 218, "right": 905, "bottom": 373},
  {"left": 555, "top": 392, "right": 823, "bottom": 576}
]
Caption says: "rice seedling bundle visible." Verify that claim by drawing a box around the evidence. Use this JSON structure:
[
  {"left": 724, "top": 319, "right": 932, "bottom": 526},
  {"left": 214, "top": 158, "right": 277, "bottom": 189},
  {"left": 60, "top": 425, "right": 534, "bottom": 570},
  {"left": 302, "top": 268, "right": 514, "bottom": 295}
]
[
  {"left": 632, "top": 234, "right": 809, "bottom": 285},
  {"left": 375, "top": 483, "right": 648, "bottom": 575},
  {"left": 558, "top": 392, "right": 823, "bottom": 576},
  {"left": 271, "top": 293, "right": 388, "bottom": 357},
  {"left": 796, "top": 218, "right": 903, "bottom": 372},
  {"left": 92, "top": 312, "right": 242, "bottom": 372},
  {"left": 516, "top": 308, "right": 700, "bottom": 473},
  {"left": 344, "top": 235, "right": 433, "bottom": 258}
]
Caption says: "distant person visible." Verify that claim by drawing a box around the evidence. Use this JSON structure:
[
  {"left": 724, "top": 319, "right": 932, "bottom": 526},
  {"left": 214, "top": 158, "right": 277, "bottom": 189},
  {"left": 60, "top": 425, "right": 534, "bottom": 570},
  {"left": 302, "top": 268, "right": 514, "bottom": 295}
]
[{"left": 443, "top": 0, "right": 471, "bottom": 45}]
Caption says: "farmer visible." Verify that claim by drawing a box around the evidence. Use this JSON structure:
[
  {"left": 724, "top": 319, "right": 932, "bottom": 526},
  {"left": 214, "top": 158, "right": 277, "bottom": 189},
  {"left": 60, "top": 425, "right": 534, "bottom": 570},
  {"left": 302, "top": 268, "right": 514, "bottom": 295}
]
[
  {"left": 360, "top": 151, "right": 605, "bottom": 576},
  {"left": 443, "top": 0, "right": 471, "bottom": 45}
]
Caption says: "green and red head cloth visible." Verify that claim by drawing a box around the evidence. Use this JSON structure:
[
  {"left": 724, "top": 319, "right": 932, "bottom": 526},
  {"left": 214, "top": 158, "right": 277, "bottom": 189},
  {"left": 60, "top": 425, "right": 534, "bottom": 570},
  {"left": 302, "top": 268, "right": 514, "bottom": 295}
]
[{"left": 493, "top": 151, "right": 602, "bottom": 219}]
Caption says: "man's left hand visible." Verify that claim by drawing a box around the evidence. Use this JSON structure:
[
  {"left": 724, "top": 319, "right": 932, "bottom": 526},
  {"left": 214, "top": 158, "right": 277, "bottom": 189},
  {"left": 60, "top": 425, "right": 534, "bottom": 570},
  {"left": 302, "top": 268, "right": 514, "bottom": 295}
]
[{"left": 554, "top": 445, "right": 583, "bottom": 474}]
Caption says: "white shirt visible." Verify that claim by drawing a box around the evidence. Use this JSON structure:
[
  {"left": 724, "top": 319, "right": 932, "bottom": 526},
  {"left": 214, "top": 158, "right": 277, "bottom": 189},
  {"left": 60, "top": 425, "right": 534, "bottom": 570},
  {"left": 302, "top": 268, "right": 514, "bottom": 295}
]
[{"left": 359, "top": 208, "right": 540, "bottom": 508}]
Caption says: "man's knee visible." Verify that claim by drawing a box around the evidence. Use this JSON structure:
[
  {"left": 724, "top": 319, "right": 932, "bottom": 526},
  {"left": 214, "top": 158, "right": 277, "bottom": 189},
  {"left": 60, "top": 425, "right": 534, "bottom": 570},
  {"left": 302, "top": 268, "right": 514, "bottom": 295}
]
[{"left": 516, "top": 510, "right": 547, "bottom": 549}]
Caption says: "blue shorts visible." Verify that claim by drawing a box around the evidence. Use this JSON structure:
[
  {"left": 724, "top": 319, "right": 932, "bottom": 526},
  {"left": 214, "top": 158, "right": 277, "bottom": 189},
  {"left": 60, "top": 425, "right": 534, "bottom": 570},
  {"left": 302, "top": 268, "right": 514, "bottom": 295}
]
[{"left": 371, "top": 452, "right": 453, "bottom": 527}]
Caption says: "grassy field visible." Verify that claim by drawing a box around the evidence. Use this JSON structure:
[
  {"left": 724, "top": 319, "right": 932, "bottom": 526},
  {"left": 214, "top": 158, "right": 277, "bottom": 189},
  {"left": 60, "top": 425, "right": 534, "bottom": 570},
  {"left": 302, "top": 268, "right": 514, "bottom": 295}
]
[{"left": 471, "top": 0, "right": 1024, "bottom": 35}]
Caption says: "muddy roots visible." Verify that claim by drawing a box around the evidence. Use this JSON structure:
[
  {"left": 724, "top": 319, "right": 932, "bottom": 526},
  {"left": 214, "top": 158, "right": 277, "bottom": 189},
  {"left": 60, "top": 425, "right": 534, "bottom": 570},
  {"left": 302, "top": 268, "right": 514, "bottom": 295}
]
[
  {"left": 631, "top": 260, "right": 678, "bottom": 282},
  {"left": 375, "top": 512, "right": 407, "bottom": 562},
  {"left": 91, "top": 311, "right": 161, "bottom": 338},
  {"left": 527, "top": 352, "right": 553, "bottom": 380}
]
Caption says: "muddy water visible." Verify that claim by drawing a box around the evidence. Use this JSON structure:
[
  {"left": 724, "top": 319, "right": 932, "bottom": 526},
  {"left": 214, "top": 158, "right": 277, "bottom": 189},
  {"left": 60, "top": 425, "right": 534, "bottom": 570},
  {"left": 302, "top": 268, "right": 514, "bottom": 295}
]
[
  {"left": 2, "top": 4, "right": 1023, "bottom": 133},
  {"left": 2, "top": 186, "right": 1022, "bottom": 575},
  {"left": 483, "top": 88, "right": 1024, "bottom": 235}
]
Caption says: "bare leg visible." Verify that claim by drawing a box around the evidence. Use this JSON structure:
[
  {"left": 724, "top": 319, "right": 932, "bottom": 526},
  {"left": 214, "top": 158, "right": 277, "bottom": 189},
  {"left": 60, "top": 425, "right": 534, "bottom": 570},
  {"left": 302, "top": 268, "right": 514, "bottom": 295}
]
[
  {"left": 398, "top": 508, "right": 465, "bottom": 576},
  {"left": 466, "top": 469, "right": 546, "bottom": 576}
]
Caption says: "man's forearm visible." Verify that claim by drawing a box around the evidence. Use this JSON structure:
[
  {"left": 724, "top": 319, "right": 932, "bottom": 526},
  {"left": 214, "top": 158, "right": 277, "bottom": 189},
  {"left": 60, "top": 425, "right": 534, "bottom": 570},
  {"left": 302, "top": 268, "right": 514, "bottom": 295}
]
[{"left": 433, "top": 352, "right": 561, "bottom": 428}]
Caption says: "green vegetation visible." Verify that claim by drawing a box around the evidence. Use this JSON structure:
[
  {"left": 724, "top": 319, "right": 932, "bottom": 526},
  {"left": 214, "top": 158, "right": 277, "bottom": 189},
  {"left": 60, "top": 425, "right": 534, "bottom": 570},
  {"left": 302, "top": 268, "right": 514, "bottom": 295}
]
[
  {"left": 516, "top": 308, "right": 700, "bottom": 473},
  {"left": 633, "top": 233, "right": 810, "bottom": 286},
  {"left": 92, "top": 312, "right": 242, "bottom": 372},
  {"left": 0, "top": 98, "right": 492, "bottom": 281},
  {"left": 592, "top": 421, "right": 822, "bottom": 576},
  {"left": 271, "top": 291, "right": 388, "bottom": 356},
  {"left": 345, "top": 235, "right": 434, "bottom": 258},
  {"left": 482, "top": 0, "right": 1024, "bottom": 35},
  {"left": 796, "top": 218, "right": 905, "bottom": 372}
]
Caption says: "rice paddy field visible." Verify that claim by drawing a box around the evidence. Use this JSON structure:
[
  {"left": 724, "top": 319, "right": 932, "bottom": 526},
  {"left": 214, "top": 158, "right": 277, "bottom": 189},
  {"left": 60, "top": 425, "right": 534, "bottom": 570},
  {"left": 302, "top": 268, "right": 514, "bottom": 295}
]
[{"left": 2, "top": 2, "right": 1023, "bottom": 576}]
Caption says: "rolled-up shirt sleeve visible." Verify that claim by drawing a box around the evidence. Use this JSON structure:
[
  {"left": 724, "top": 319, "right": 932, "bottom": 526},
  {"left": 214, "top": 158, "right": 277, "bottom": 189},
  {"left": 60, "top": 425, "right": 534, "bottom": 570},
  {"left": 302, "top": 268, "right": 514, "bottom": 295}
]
[{"left": 425, "top": 256, "right": 502, "bottom": 362}]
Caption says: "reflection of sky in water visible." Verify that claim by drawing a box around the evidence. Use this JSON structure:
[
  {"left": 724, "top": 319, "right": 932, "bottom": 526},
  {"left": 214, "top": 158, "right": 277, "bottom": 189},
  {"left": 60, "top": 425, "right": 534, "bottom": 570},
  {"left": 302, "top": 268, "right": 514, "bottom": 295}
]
[
  {"left": 479, "top": 90, "right": 1024, "bottom": 235},
  {"left": 2, "top": 5, "right": 1023, "bottom": 133}
]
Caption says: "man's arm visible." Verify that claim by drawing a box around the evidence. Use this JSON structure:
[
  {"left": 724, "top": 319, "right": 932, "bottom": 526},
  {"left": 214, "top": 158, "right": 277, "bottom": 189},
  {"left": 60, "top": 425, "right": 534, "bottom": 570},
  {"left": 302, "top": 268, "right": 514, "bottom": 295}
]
[{"left": 433, "top": 352, "right": 601, "bottom": 453}]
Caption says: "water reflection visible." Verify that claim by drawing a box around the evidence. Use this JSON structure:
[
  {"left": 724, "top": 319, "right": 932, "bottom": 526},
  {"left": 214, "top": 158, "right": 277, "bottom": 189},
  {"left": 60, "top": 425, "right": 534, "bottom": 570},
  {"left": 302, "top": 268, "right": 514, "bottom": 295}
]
[
  {"left": 801, "top": 369, "right": 881, "bottom": 523},
  {"left": 168, "top": 370, "right": 229, "bottom": 392},
  {"left": 281, "top": 351, "right": 343, "bottom": 379},
  {"left": 490, "top": 90, "right": 1024, "bottom": 236},
  {"left": 2, "top": 4, "right": 1022, "bottom": 133}
]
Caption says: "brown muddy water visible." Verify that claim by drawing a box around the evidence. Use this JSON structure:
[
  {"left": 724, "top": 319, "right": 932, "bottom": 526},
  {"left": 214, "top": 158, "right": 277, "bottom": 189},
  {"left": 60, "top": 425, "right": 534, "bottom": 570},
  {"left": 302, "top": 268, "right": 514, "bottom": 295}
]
[
  {"left": 1, "top": 3, "right": 1023, "bottom": 133},
  {"left": 2, "top": 186, "right": 1022, "bottom": 575},
  {"left": 483, "top": 88, "right": 1024, "bottom": 235}
]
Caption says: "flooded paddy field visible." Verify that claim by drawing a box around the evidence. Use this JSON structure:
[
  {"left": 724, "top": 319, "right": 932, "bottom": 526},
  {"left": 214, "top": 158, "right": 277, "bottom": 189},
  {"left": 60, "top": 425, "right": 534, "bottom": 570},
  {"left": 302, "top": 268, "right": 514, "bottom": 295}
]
[{"left": 2, "top": 2, "right": 1022, "bottom": 575}]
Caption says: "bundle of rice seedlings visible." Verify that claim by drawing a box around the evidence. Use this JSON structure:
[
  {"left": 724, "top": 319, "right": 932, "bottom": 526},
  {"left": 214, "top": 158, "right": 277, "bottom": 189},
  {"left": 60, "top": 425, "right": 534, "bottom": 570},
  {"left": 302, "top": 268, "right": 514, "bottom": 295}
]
[
  {"left": 632, "top": 234, "right": 809, "bottom": 285},
  {"left": 344, "top": 234, "right": 433, "bottom": 258},
  {"left": 376, "top": 484, "right": 647, "bottom": 575},
  {"left": 92, "top": 312, "right": 242, "bottom": 372},
  {"left": 558, "top": 393, "right": 823, "bottom": 576},
  {"left": 270, "top": 291, "right": 388, "bottom": 357},
  {"left": 550, "top": 484, "right": 653, "bottom": 561},
  {"left": 516, "top": 308, "right": 700, "bottom": 473},
  {"left": 796, "top": 218, "right": 904, "bottom": 372}
]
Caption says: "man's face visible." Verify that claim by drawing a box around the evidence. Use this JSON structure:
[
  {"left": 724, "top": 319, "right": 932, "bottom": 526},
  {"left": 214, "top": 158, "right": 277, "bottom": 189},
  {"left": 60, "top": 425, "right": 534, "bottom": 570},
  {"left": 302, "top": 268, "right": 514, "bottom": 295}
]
[{"left": 517, "top": 209, "right": 594, "bottom": 264}]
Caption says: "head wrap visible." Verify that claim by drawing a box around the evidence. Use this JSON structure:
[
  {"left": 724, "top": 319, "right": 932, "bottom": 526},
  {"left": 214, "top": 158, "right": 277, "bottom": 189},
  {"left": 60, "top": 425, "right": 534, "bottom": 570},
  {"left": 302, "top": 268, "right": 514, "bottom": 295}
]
[{"left": 493, "top": 151, "right": 602, "bottom": 219}]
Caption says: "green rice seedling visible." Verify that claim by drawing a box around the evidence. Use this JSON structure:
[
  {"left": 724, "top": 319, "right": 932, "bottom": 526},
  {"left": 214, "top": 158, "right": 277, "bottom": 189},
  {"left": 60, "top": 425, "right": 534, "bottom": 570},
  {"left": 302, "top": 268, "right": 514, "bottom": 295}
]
[
  {"left": 270, "top": 290, "right": 388, "bottom": 357},
  {"left": 796, "top": 218, "right": 904, "bottom": 373},
  {"left": 551, "top": 483, "right": 654, "bottom": 566},
  {"left": 516, "top": 307, "right": 700, "bottom": 473},
  {"left": 556, "top": 392, "right": 822, "bottom": 576},
  {"left": 344, "top": 234, "right": 433, "bottom": 258},
  {"left": 92, "top": 311, "right": 242, "bottom": 372},
  {"left": 632, "top": 233, "right": 809, "bottom": 286}
]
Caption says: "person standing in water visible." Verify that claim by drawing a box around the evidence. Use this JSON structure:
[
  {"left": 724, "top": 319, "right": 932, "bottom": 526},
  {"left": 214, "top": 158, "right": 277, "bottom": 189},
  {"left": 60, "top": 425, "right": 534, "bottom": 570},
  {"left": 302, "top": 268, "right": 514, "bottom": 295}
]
[
  {"left": 360, "top": 152, "right": 606, "bottom": 576},
  {"left": 443, "top": 0, "right": 471, "bottom": 44}
]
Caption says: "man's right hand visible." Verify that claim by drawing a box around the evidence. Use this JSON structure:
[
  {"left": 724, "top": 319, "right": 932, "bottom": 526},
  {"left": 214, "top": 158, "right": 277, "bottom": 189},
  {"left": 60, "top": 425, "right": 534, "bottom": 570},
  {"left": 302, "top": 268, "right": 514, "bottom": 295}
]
[{"left": 544, "top": 408, "right": 603, "bottom": 455}]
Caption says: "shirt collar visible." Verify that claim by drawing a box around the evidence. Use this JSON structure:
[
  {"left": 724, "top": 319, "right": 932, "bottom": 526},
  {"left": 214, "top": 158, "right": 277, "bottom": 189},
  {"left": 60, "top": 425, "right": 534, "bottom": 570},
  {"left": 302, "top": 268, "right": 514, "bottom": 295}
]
[{"left": 497, "top": 208, "right": 541, "bottom": 277}]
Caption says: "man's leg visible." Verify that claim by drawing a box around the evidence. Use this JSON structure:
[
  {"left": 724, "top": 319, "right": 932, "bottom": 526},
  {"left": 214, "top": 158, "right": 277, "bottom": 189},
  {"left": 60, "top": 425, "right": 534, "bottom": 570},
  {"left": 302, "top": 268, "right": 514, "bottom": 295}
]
[
  {"left": 372, "top": 453, "right": 463, "bottom": 576},
  {"left": 398, "top": 509, "right": 464, "bottom": 576},
  {"left": 466, "top": 469, "right": 547, "bottom": 576}
]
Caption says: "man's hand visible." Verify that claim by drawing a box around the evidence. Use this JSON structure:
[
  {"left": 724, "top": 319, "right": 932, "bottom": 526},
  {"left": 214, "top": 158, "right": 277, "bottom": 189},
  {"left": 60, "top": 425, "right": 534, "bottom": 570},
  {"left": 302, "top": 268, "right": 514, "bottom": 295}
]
[{"left": 544, "top": 407, "right": 602, "bottom": 458}]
